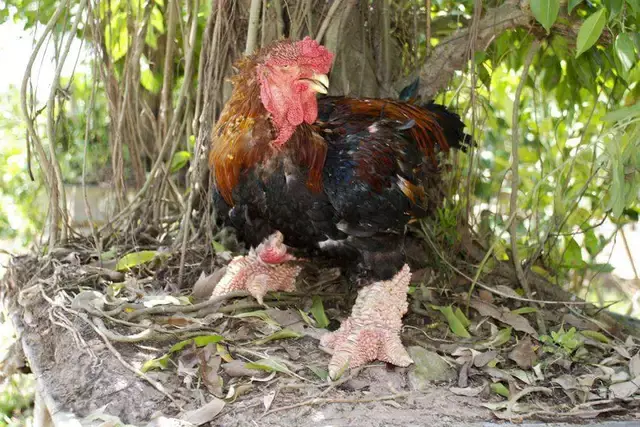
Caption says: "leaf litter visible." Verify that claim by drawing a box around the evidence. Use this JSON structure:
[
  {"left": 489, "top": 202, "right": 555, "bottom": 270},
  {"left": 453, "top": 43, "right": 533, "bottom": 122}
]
[{"left": 3, "top": 238, "right": 640, "bottom": 425}]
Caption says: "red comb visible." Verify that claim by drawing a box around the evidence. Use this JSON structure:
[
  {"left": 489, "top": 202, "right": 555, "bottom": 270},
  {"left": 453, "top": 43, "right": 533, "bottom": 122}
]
[{"left": 295, "top": 36, "right": 334, "bottom": 73}]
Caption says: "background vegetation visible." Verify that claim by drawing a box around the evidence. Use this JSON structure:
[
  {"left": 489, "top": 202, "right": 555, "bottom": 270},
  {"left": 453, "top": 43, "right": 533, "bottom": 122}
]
[{"left": 0, "top": 0, "right": 638, "bottom": 423}]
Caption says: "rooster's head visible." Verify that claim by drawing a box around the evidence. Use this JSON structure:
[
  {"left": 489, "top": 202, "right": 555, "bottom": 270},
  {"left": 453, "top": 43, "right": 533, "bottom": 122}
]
[{"left": 253, "top": 37, "right": 333, "bottom": 145}]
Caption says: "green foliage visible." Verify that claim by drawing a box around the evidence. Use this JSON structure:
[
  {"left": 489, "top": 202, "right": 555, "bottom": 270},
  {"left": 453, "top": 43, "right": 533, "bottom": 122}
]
[
  {"left": 576, "top": 9, "right": 607, "bottom": 57},
  {"left": 531, "top": 0, "right": 560, "bottom": 32}
]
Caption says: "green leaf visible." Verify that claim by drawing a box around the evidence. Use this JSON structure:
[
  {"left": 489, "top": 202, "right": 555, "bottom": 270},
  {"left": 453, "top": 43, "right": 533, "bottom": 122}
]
[
  {"left": 562, "top": 238, "right": 583, "bottom": 268},
  {"left": 603, "top": 102, "right": 640, "bottom": 122},
  {"left": 142, "top": 334, "right": 225, "bottom": 372},
  {"left": 116, "top": 250, "right": 157, "bottom": 271},
  {"left": 615, "top": 34, "right": 637, "bottom": 73},
  {"left": 253, "top": 328, "right": 303, "bottom": 345},
  {"left": 310, "top": 296, "right": 330, "bottom": 329},
  {"left": 511, "top": 307, "right": 538, "bottom": 315},
  {"left": 568, "top": 0, "right": 583, "bottom": 14},
  {"left": 433, "top": 305, "right": 471, "bottom": 338},
  {"left": 141, "top": 355, "right": 170, "bottom": 372},
  {"left": 490, "top": 382, "right": 510, "bottom": 398},
  {"left": 575, "top": 9, "right": 607, "bottom": 58},
  {"left": 454, "top": 307, "right": 471, "bottom": 328},
  {"left": 586, "top": 263, "right": 615, "bottom": 273},
  {"left": 140, "top": 69, "right": 162, "bottom": 94},
  {"left": 170, "top": 151, "right": 191, "bottom": 173},
  {"left": 604, "top": 0, "right": 624, "bottom": 18},
  {"left": 584, "top": 229, "right": 600, "bottom": 257},
  {"left": 531, "top": 0, "right": 560, "bottom": 32},
  {"left": 308, "top": 365, "right": 329, "bottom": 380},
  {"left": 169, "top": 334, "right": 225, "bottom": 353},
  {"left": 245, "top": 358, "right": 291, "bottom": 374},
  {"left": 211, "top": 240, "right": 227, "bottom": 253},
  {"left": 580, "top": 330, "right": 610, "bottom": 343}
]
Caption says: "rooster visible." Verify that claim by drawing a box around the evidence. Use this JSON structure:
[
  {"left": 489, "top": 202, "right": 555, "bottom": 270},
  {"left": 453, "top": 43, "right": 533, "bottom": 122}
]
[{"left": 209, "top": 37, "right": 469, "bottom": 378}]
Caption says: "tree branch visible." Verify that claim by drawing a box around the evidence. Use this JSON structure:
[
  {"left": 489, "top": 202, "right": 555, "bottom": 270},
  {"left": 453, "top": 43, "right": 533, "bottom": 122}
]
[
  {"left": 245, "top": 0, "right": 262, "bottom": 55},
  {"left": 397, "top": 1, "right": 532, "bottom": 99},
  {"left": 509, "top": 39, "right": 546, "bottom": 335}
]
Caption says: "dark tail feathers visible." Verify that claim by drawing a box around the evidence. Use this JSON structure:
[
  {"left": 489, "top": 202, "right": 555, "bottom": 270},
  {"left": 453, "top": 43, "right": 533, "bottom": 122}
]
[{"left": 422, "top": 101, "right": 474, "bottom": 152}]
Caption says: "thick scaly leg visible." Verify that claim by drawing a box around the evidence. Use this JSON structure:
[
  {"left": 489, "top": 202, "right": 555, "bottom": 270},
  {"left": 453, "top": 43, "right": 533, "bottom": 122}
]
[
  {"left": 320, "top": 264, "right": 413, "bottom": 379},
  {"left": 210, "top": 232, "right": 302, "bottom": 304}
]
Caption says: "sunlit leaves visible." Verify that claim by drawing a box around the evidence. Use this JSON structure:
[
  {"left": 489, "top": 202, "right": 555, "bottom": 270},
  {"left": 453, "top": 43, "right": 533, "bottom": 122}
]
[
  {"left": 531, "top": 0, "right": 560, "bottom": 32},
  {"left": 614, "top": 33, "right": 637, "bottom": 74},
  {"left": 576, "top": 9, "right": 607, "bottom": 58}
]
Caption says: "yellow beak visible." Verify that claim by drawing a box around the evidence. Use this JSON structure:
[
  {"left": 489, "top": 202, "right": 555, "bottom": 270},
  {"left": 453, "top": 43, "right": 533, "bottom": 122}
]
[{"left": 303, "top": 73, "right": 329, "bottom": 94}]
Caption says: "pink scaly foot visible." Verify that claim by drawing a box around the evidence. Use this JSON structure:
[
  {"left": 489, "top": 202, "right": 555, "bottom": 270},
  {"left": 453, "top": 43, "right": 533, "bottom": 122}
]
[
  {"left": 210, "top": 232, "right": 302, "bottom": 304},
  {"left": 320, "top": 264, "right": 413, "bottom": 379}
]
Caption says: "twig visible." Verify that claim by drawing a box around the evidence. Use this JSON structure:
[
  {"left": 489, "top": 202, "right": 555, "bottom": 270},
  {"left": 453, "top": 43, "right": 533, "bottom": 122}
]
[
  {"left": 509, "top": 39, "right": 545, "bottom": 334},
  {"left": 620, "top": 227, "right": 639, "bottom": 280},
  {"left": 126, "top": 290, "right": 250, "bottom": 320},
  {"left": 505, "top": 386, "right": 552, "bottom": 420},
  {"left": 245, "top": 0, "right": 262, "bottom": 55},
  {"left": 262, "top": 392, "right": 412, "bottom": 417},
  {"left": 273, "top": 0, "right": 284, "bottom": 39},
  {"left": 20, "top": 0, "right": 69, "bottom": 250},
  {"left": 315, "top": 0, "right": 344, "bottom": 42},
  {"left": 82, "top": 59, "right": 102, "bottom": 259},
  {"left": 425, "top": 0, "right": 431, "bottom": 57},
  {"left": 380, "top": 0, "right": 391, "bottom": 94},
  {"left": 159, "top": 0, "right": 178, "bottom": 137},
  {"left": 421, "top": 226, "right": 589, "bottom": 305}
]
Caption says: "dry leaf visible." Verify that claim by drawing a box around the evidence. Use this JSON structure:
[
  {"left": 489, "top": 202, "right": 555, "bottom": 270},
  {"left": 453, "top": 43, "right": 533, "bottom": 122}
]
[
  {"left": 263, "top": 391, "right": 277, "bottom": 412},
  {"left": 508, "top": 337, "right": 538, "bottom": 369},
  {"left": 222, "top": 360, "right": 263, "bottom": 378},
  {"left": 611, "top": 370, "right": 630, "bottom": 383},
  {"left": 470, "top": 299, "right": 537, "bottom": 336},
  {"left": 553, "top": 374, "right": 578, "bottom": 390},
  {"left": 495, "top": 285, "right": 521, "bottom": 299},
  {"left": 191, "top": 269, "right": 227, "bottom": 299},
  {"left": 613, "top": 345, "right": 632, "bottom": 359},
  {"left": 629, "top": 352, "right": 640, "bottom": 377},
  {"left": 450, "top": 383, "right": 487, "bottom": 397},
  {"left": 609, "top": 378, "right": 639, "bottom": 398},
  {"left": 182, "top": 397, "right": 225, "bottom": 425}
]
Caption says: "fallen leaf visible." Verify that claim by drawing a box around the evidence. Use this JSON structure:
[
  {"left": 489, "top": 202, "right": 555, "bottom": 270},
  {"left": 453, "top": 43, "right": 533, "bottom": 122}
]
[
  {"left": 610, "top": 370, "right": 630, "bottom": 384},
  {"left": 253, "top": 328, "right": 303, "bottom": 345},
  {"left": 629, "top": 352, "right": 640, "bottom": 377},
  {"left": 182, "top": 397, "right": 225, "bottom": 425},
  {"left": 310, "top": 296, "right": 330, "bottom": 329},
  {"left": 470, "top": 300, "right": 536, "bottom": 336},
  {"left": 116, "top": 250, "right": 158, "bottom": 271},
  {"left": 433, "top": 305, "right": 471, "bottom": 338},
  {"left": 509, "top": 369, "right": 536, "bottom": 385},
  {"left": 474, "top": 350, "right": 497, "bottom": 368},
  {"left": 613, "top": 345, "right": 632, "bottom": 359},
  {"left": 263, "top": 391, "right": 277, "bottom": 412},
  {"left": 450, "top": 383, "right": 487, "bottom": 397},
  {"left": 490, "top": 382, "right": 509, "bottom": 398},
  {"left": 508, "top": 337, "right": 538, "bottom": 369},
  {"left": 191, "top": 269, "right": 227, "bottom": 299},
  {"left": 495, "top": 285, "right": 521, "bottom": 299},
  {"left": 552, "top": 374, "right": 578, "bottom": 390},
  {"left": 245, "top": 357, "right": 292, "bottom": 374},
  {"left": 580, "top": 330, "right": 610, "bottom": 344},
  {"left": 224, "top": 384, "right": 254, "bottom": 403},
  {"left": 609, "top": 378, "right": 640, "bottom": 398}
]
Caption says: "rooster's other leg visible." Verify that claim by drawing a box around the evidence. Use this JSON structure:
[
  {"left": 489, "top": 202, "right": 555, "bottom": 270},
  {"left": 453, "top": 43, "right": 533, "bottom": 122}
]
[
  {"left": 320, "top": 264, "right": 413, "bottom": 379},
  {"left": 210, "top": 231, "right": 302, "bottom": 304}
]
